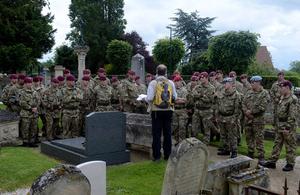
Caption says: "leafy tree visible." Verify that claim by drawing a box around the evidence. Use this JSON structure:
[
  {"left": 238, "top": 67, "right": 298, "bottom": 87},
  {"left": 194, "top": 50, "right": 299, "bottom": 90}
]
[
  {"left": 152, "top": 37, "right": 186, "bottom": 74},
  {"left": 169, "top": 9, "right": 216, "bottom": 54},
  {"left": 54, "top": 44, "right": 77, "bottom": 70},
  {"left": 289, "top": 60, "right": 300, "bottom": 73},
  {"left": 122, "top": 31, "right": 157, "bottom": 74},
  {"left": 106, "top": 40, "right": 132, "bottom": 74},
  {"left": 0, "top": 0, "right": 56, "bottom": 73},
  {"left": 207, "top": 30, "right": 261, "bottom": 75},
  {"left": 67, "top": 0, "right": 126, "bottom": 73},
  {"left": 246, "top": 61, "right": 276, "bottom": 76}
]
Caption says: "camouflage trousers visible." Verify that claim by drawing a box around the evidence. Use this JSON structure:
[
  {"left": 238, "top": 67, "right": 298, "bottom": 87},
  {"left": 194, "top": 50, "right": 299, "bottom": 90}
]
[
  {"left": 21, "top": 117, "right": 38, "bottom": 143},
  {"left": 245, "top": 123, "right": 265, "bottom": 158},
  {"left": 268, "top": 128, "right": 297, "bottom": 166},
  {"left": 219, "top": 122, "right": 238, "bottom": 153},
  {"left": 45, "top": 111, "right": 59, "bottom": 141},
  {"left": 191, "top": 109, "right": 214, "bottom": 146},
  {"left": 62, "top": 109, "right": 79, "bottom": 139},
  {"left": 5, "top": 106, "right": 12, "bottom": 112},
  {"left": 111, "top": 103, "right": 120, "bottom": 111},
  {"left": 95, "top": 105, "right": 112, "bottom": 112},
  {"left": 79, "top": 107, "right": 91, "bottom": 136},
  {"left": 39, "top": 113, "right": 47, "bottom": 133},
  {"left": 11, "top": 105, "right": 21, "bottom": 115},
  {"left": 273, "top": 104, "right": 279, "bottom": 126},
  {"left": 236, "top": 119, "right": 242, "bottom": 139},
  {"left": 172, "top": 109, "right": 188, "bottom": 144},
  {"left": 123, "top": 103, "right": 135, "bottom": 113},
  {"left": 211, "top": 106, "right": 220, "bottom": 137}
]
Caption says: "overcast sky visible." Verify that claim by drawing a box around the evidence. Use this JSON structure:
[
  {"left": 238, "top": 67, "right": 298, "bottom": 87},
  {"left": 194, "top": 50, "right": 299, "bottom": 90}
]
[{"left": 41, "top": 0, "right": 300, "bottom": 70}]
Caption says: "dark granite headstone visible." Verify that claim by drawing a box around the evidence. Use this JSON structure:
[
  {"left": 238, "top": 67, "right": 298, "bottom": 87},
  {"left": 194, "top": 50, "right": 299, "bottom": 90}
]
[
  {"left": 41, "top": 112, "right": 130, "bottom": 165},
  {"left": 0, "top": 109, "right": 21, "bottom": 122}
]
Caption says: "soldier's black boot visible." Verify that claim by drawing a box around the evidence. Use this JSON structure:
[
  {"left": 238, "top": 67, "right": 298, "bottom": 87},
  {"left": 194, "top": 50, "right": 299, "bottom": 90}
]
[
  {"left": 237, "top": 138, "right": 241, "bottom": 146},
  {"left": 210, "top": 134, "right": 214, "bottom": 142},
  {"left": 216, "top": 133, "right": 221, "bottom": 142},
  {"left": 217, "top": 150, "right": 230, "bottom": 155},
  {"left": 218, "top": 147, "right": 224, "bottom": 151},
  {"left": 261, "top": 162, "right": 276, "bottom": 169},
  {"left": 231, "top": 152, "right": 237, "bottom": 158},
  {"left": 23, "top": 142, "right": 29, "bottom": 147},
  {"left": 28, "top": 143, "right": 39, "bottom": 147},
  {"left": 246, "top": 152, "right": 254, "bottom": 159},
  {"left": 283, "top": 164, "right": 293, "bottom": 171}
]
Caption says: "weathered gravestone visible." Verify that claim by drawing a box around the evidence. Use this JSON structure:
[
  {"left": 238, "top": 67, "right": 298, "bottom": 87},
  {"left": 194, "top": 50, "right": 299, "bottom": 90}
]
[
  {"left": 29, "top": 164, "right": 91, "bottom": 195},
  {"left": 131, "top": 53, "right": 145, "bottom": 84},
  {"left": 0, "top": 109, "right": 22, "bottom": 146},
  {"left": 161, "top": 138, "right": 210, "bottom": 195},
  {"left": 41, "top": 111, "right": 130, "bottom": 165},
  {"left": 77, "top": 161, "right": 106, "bottom": 195}
]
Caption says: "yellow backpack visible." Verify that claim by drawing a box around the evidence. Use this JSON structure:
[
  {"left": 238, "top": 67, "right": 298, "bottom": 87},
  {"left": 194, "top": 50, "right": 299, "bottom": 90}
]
[{"left": 153, "top": 78, "right": 174, "bottom": 109}]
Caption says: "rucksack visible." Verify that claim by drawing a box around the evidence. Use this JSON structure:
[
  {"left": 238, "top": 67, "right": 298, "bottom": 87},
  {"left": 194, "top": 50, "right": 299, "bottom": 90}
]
[{"left": 153, "top": 78, "right": 174, "bottom": 109}]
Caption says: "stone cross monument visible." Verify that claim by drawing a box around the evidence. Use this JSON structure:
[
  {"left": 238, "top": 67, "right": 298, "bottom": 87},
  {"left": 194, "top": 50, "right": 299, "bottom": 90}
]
[{"left": 73, "top": 13, "right": 89, "bottom": 81}]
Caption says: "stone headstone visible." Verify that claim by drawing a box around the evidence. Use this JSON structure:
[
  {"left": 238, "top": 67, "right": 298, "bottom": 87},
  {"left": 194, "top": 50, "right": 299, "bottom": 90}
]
[
  {"left": 161, "top": 138, "right": 210, "bottom": 195},
  {"left": 29, "top": 164, "right": 91, "bottom": 195},
  {"left": 0, "top": 109, "right": 22, "bottom": 146},
  {"left": 77, "top": 161, "right": 106, "bottom": 195},
  {"left": 131, "top": 53, "right": 145, "bottom": 84}
]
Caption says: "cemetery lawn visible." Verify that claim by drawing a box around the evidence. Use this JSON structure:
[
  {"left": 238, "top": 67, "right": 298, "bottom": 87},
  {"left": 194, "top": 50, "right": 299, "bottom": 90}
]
[{"left": 0, "top": 147, "right": 61, "bottom": 193}]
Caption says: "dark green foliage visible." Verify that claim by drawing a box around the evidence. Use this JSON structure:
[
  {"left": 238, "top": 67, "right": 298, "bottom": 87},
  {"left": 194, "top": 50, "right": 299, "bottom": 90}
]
[
  {"left": 54, "top": 44, "right": 77, "bottom": 70},
  {"left": 106, "top": 40, "right": 132, "bottom": 74},
  {"left": 152, "top": 37, "right": 186, "bottom": 73},
  {"left": 207, "top": 30, "right": 261, "bottom": 75},
  {"left": 181, "top": 51, "right": 215, "bottom": 75},
  {"left": 66, "top": 0, "right": 126, "bottom": 73},
  {"left": 289, "top": 60, "right": 300, "bottom": 73},
  {"left": 0, "top": 0, "right": 56, "bottom": 72}
]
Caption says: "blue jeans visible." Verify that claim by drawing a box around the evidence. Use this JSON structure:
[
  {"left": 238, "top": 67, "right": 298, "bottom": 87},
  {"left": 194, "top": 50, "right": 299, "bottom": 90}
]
[{"left": 151, "top": 111, "right": 173, "bottom": 159}]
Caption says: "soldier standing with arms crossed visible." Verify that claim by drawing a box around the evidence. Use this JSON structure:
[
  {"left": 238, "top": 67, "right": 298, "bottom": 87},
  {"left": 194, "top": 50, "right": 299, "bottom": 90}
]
[
  {"left": 2, "top": 74, "right": 18, "bottom": 112},
  {"left": 242, "top": 76, "right": 270, "bottom": 165},
  {"left": 122, "top": 70, "right": 140, "bottom": 113},
  {"left": 93, "top": 75, "right": 112, "bottom": 112},
  {"left": 186, "top": 76, "right": 198, "bottom": 138},
  {"left": 111, "top": 77, "right": 123, "bottom": 111},
  {"left": 262, "top": 81, "right": 298, "bottom": 171},
  {"left": 9, "top": 74, "right": 26, "bottom": 115}
]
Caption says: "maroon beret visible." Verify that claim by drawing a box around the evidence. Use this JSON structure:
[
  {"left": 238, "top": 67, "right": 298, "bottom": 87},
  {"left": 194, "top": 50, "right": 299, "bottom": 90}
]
[
  {"left": 169, "top": 75, "right": 176, "bottom": 80},
  {"left": 216, "top": 70, "right": 223, "bottom": 74},
  {"left": 63, "top": 69, "right": 70, "bottom": 74},
  {"left": 111, "top": 77, "right": 118, "bottom": 83},
  {"left": 66, "top": 75, "right": 75, "bottom": 81},
  {"left": 193, "top": 72, "right": 200, "bottom": 77},
  {"left": 240, "top": 74, "right": 248, "bottom": 79},
  {"left": 199, "top": 72, "right": 208, "bottom": 78},
  {"left": 209, "top": 71, "right": 216, "bottom": 77},
  {"left": 277, "top": 71, "right": 284, "bottom": 76},
  {"left": 39, "top": 76, "right": 43, "bottom": 81},
  {"left": 33, "top": 76, "right": 40, "bottom": 82},
  {"left": 57, "top": 76, "right": 65, "bottom": 81},
  {"left": 24, "top": 78, "right": 32, "bottom": 83},
  {"left": 10, "top": 74, "right": 18, "bottom": 79},
  {"left": 146, "top": 73, "right": 152, "bottom": 77},
  {"left": 99, "top": 75, "right": 106, "bottom": 81},
  {"left": 83, "top": 69, "right": 91, "bottom": 74},
  {"left": 128, "top": 70, "right": 135, "bottom": 75},
  {"left": 18, "top": 74, "right": 26, "bottom": 79},
  {"left": 51, "top": 78, "right": 59, "bottom": 83},
  {"left": 135, "top": 76, "right": 140, "bottom": 81},
  {"left": 126, "top": 73, "right": 129, "bottom": 78},
  {"left": 151, "top": 76, "right": 156, "bottom": 81},
  {"left": 173, "top": 71, "right": 180, "bottom": 74},
  {"left": 82, "top": 76, "right": 90, "bottom": 81},
  {"left": 174, "top": 76, "right": 182, "bottom": 82},
  {"left": 113, "top": 75, "right": 117, "bottom": 78},
  {"left": 279, "top": 81, "right": 291, "bottom": 87},
  {"left": 98, "top": 68, "right": 105, "bottom": 73},
  {"left": 190, "top": 76, "right": 198, "bottom": 81}
]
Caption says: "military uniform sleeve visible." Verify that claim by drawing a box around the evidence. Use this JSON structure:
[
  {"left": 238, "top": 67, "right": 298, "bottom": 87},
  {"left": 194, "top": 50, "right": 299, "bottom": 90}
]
[
  {"left": 232, "top": 93, "right": 242, "bottom": 122},
  {"left": 202, "top": 87, "right": 215, "bottom": 103},
  {"left": 75, "top": 88, "right": 83, "bottom": 102},
  {"left": 286, "top": 97, "right": 299, "bottom": 131},
  {"left": 8, "top": 87, "right": 17, "bottom": 104},
  {"left": 19, "top": 91, "right": 32, "bottom": 110},
  {"left": 42, "top": 90, "right": 51, "bottom": 109},
  {"left": 251, "top": 91, "right": 270, "bottom": 114},
  {"left": 2, "top": 87, "right": 10, "bottom": 106},
  {"left": 62, "top": 89, "right": 74, "bottom": 104}
]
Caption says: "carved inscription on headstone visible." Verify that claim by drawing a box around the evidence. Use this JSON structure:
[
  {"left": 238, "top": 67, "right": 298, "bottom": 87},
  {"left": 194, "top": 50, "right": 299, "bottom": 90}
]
[{"left": 162, "top": 138, "right": 209, "bottom": 195}]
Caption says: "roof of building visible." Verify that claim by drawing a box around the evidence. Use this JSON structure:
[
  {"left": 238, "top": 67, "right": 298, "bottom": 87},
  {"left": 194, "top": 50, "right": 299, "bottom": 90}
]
[{"left": 254, "top": 46, "right": 274, "bottom": 69}]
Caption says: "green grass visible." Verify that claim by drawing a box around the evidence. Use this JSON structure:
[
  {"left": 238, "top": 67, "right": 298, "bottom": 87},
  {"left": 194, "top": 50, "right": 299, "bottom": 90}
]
[{"left": 0, "top": 147, "right": 61, "bottom": 193}]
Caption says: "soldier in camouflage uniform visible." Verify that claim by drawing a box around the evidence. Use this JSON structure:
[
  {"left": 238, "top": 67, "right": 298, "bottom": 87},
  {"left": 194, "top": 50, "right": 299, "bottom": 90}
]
[
  {"left": 216, "top": 77, "right": 241, "bottom": 158},
  {"left": 191, "top": 72, "right": 215, "bottom": 146},
  {"left": 241, "top": 74, "right": 252, "bottom": 94},
  {"left": 78, "top": 76, "right": 93, "bottom": 136},
  {"left": 2, "top": 74, "right": 18, "bottom": 112},
  {"left": 57, "top": 76, "right": 65, "bottom": 90},
  {"left": 145, "top": 73, "right": 152, "bottom": 88},
  {"left": 242, "top": 76, "right": 270, "bottom": 164},
  {"left": 270, "top": 71, "right": 287, "bottom": 127},
  {"left": 229, "top": 71, "right": 243, "bottom": 146},
  {"left": 111, "top": 77, "right": 123, "bottom": 111},
  {"left": 135, "top": 76, "right": 148, "bottom": 114},
  {"left": 209, "top": 71, "right": 222, "bottom": 142},
  {"left": 262, "top": 81, "right": 298, "bottom": 171},
  {"left": 19, "top": 78, "right": 40, "bottom": 147},
  {"left": 63, "top": 69, "right": 71, "bottom": 87},
  {"left": 42, "top": 78, "right": 61, "bottom": 141},
  {"left": 94, "top": 68, "right": 111, "bottom": 86},
  {"left": 76, "top": 69, "right": 95, "bottom": 89},
  {"left": 61, "top": 75, "right": 83, "bottom": 139},
  {"left": 216, "top": 70, "right": 224, "bottom": 83},
  {"left": 172, "top": 76, "right": 188, "bottom": 144},
  {"left": 8, "top": 74, "right": 26, "bottom": 115},
  {"left": 173, "top": 71, "right": 186, "bottom": 86},
  {"left": 121, "top": 70, "right": 140, "bottom": 113},
  {"left": 93, "top": 75, "right": 112, "bottom": 112}
]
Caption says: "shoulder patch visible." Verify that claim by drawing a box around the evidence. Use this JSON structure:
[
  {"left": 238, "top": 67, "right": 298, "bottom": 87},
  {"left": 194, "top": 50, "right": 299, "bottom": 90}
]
[
  {"left": 61, "top": 90, "right": 63, "bottom": 95},
  {"left": 293, "top": 99, "right": 297, "bottom": 105}
]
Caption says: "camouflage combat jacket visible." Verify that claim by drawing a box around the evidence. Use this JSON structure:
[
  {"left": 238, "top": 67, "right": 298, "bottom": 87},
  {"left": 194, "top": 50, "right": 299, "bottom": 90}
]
[
  {"left": 2, "top": 83, "right": 14, "bottom": 107},
  {"left": 93, "top": 84, "right": 112, "bottom": 106},
  {"left": 210, "top": 81, "right": 223, "bottom": 94},
  {"left": 242, "top": 82, "right": 252, "bottom": 95},
  {"left": 175, "top": 87, "right": 188, "bottom": 109},
  {"left": 32, "top": 85, "right": 46, "bottom": 114},
  {"left": 78, "top": 85, "right": 92, "bottom": 106},
  {"left": 93, "top": 75, "right": 111, "bottom": 86},
  {"left": 242, "top": 86, "right": 270, "bottom": 124},
  {"left": 277, "top": 93, "right": 299, "bottom": 132},
  {"left": 111, "top": 85, "right": 121, "bottom": 104},
  {"left": 61, "top": 85, "right": 83, "bottom": 110},
  {"left": 216, "top": 87, "right": 241, "bottom": 123},
  {"left": 192, "top": 83, "right": 215, "bottom": 109},
  {"left": 76, "top": 78, "right": 95, "bottom": 89},
  {"left": 19, "top": 88, "right": 40, "bottom": 118},
  {"left": 42, "top": 86, "right": 61, "bottom": 118},
  {"left": 185, "top": 83, "right": 197, "bottom": 110},
  {"left": 232, "top": 81, "right": 243, "bottom": 94},
  {"left": 121, "top": 79, "right": 139, "bottom": 105},
  {"left": 270, "top": 80, "right": 292, "bottom": 104},
  {"left": 8, "top": 83, "right": 24, "bottom": 112},
  {"left": 136, "top": 84, "right": 147, "bottom": 95}
]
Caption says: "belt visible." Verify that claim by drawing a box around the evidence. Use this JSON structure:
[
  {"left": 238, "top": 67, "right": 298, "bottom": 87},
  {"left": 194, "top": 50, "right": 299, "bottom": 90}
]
[
  {"left": 111, "top": 100, "right": 119, "bottom": 104},
  {"left": 279, "top": 117, "right": 288, "bottom": 122},
  {"left": 64, "top": 107, "right": 78, "bottom": 110},
  {"left": 219, "top": 112, "right": 233, "bottom": 117},
  {"left": 79, "top": 104, "right": 88, "bottom": 107},
  {"left": 252, "top": 112, "right": 264, "bottom": 117},
  {"left": 196, "top": 107, "right": 210, "bottom": 110}
]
